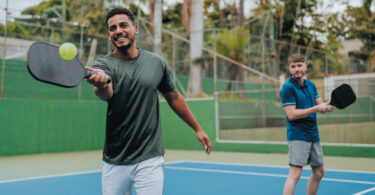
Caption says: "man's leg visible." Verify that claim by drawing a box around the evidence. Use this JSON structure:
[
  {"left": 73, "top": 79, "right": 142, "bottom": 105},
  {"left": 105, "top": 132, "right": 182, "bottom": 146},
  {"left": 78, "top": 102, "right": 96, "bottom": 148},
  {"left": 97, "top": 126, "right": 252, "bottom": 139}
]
[
  {"left": 307, "top": 165, "right": 324, "bottom": 195},
  {"left": 133, "top": 155, "right": 164, "bottom": 195},
  {"left": 284, "top": 140, "right": 311, "bottom": 195},
  {"left": 102, "top": 161, "right": 134, "bottom": 195},
  {"left": 283, "top": 165, "right": 302, "bottom": 195},
  {"left": 307, "top": 142, "right": 325, "bottom": 195}
]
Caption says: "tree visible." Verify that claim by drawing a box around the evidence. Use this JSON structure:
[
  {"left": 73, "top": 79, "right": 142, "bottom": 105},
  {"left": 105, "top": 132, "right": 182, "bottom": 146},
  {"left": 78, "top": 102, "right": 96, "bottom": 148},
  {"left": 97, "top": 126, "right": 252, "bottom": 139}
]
[
  {"left": 215, "top": 27, "right": 250, "bottom": 96},
  {"left": 184, "top": 0, "right": 204, "bottom": 97},
  {"left": 255, "top": 0, "right": 321, "bottom": 73},
  {"left": 0, "top": 24, "right": 4, "bottom": 36},
  {"left": 6, "top": 22, "right": 30, "bottom": 39},
  {"left": 153, "top": 0, "right": 162, "bottom": 53},
  {"left": 346, "top": 2, "right": 375, "bottom": 72},
  {"left": 163, "top": 2, "right": 183, "bottom": 28}
]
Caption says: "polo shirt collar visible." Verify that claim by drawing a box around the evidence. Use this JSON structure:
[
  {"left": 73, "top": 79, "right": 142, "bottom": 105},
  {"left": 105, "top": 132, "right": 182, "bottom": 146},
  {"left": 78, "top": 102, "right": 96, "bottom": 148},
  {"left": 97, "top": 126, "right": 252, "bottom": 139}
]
[{"left": 289, "top": 75, "right": 305, "bottom": 89}]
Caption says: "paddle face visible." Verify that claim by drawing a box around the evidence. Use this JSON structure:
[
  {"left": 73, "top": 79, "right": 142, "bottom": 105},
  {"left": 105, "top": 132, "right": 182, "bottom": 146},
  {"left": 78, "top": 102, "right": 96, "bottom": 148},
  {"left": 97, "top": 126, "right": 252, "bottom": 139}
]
[
  {"left": 330, "top": 84, "right": 356, "bottom": 109},
  {"left": 27, "top": 42, "right": 91, "bottom": 88}
]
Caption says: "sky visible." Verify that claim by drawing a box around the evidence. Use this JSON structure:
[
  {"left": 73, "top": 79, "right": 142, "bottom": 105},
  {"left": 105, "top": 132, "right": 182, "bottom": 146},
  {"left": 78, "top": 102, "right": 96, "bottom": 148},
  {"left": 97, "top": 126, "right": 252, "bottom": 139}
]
[
  {"left": 0, "top": 0, "right": 370, "bottom": 25},
  {"left": 0, "top": 0, "right": 46, "bottom": 24}
]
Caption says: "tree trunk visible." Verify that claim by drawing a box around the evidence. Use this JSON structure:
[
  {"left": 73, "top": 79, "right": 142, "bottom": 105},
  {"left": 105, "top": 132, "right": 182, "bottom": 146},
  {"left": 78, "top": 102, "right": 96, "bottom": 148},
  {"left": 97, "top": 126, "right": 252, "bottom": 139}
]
[
  {"left": 187, "top": 0, "right": 203, "bottom": 97},
  {"left": 226, "top": 64, "right": 238, "bottom": 92},
  {"left": 238, "top": 0, "right": 246, "bottom": 99},
  {"left": 149, "top": 0, "right": 154, "bottom": 32},
  {"left": 154, "top": 0, "right": 162, "bottom": 54},
  {"left": 182, "top": 0, "right": 191, "bottom": 34},
  {"left": 288, "top": 0, "right": 301, "bottom": 56},
  {"left": 239, "top": 0, "right": 244, "bottom": 25}
]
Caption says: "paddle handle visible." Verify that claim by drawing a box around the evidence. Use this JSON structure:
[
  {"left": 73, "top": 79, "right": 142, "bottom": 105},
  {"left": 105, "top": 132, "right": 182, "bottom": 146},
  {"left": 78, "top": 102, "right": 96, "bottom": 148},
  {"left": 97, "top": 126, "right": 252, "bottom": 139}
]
[
  {"left": 85, "top": 70, "right": 96, "bottom": 78},
  {"left": 327, "top": 100, "right": 336, "bottom": 107},
  {"left": 84, "top": 70, "right": 111, "bottom": 83}
]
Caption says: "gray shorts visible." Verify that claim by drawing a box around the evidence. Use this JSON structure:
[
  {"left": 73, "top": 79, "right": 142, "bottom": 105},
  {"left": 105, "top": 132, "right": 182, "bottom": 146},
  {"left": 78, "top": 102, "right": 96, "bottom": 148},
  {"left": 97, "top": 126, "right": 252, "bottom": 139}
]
[{"left": 288, "top": 140, "right": 324, "bottom": 167}]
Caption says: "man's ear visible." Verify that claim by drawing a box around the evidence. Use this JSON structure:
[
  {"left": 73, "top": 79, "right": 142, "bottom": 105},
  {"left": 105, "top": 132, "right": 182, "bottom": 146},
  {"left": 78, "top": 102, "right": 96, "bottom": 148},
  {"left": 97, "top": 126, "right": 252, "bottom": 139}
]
[{"left": 134, "top": 25, "right": 138, "bottom": 34}]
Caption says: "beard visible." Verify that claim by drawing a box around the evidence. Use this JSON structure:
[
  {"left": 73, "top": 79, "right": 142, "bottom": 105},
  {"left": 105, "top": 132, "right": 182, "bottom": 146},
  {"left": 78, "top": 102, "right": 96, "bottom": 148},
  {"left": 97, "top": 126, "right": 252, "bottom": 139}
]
[
  {"left": 112, "top": 36, "right": 135, "bottom": 54},
  {"left": 292, "top": 72, "right": 305, "bottom": 81}
]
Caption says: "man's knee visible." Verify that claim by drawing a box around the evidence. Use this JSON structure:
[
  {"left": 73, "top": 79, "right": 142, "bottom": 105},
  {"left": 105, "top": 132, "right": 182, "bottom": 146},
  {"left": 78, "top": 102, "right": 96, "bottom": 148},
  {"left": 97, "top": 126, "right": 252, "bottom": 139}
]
[
  {"left": 312, "top": 166, "right": 325, "bottom": 179},
  {"left": 289, "top": 166, "right": 303, "bottom": 182}
]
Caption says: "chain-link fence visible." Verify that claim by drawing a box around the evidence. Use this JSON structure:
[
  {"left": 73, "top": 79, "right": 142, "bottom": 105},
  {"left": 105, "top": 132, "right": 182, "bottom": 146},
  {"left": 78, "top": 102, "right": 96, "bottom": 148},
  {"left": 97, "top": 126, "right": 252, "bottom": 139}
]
[{"left": 1, "top": 11, "right": 375, "bottom": 145}]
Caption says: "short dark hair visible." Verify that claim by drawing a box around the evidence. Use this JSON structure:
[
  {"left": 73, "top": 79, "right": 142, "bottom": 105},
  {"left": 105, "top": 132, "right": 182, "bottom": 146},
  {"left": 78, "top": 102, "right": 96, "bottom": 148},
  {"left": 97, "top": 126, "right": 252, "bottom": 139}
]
[
  {"left": 288, "top": 54, "right": 305, "bottom": 64},
  {"left": 106, "top": 7, "right": 135, "bottom": 28}
]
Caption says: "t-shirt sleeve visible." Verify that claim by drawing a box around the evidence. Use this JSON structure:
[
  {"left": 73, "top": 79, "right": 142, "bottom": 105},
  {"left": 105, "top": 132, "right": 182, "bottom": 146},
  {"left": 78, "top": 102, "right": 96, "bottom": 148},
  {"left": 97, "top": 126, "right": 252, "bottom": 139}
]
[
  {"left": 157, "top": 59, "right": 176, "bottom": 93},
  {"left": 92, "top": 58, "right": 113, "bottom": 82},
  {"left": 280, "top": 84, "right": 296, "bottom": 107}
]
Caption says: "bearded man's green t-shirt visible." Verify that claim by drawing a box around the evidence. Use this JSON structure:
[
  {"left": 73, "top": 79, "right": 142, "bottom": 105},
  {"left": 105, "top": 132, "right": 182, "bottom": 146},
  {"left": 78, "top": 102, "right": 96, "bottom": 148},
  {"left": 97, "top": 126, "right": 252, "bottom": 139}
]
[{"left": 93, "top": 49, "right": 175, "bottom": 165}]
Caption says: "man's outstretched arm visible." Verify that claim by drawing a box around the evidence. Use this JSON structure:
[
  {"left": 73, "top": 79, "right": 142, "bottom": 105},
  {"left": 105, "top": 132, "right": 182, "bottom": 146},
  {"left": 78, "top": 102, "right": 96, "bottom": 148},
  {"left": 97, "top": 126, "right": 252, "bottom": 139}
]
[
  {"left": 162, "top": 89, "right": 212, "bottom": 155},
  {"left": 85, "top": 67, "right": 113, "bottom": 101}
]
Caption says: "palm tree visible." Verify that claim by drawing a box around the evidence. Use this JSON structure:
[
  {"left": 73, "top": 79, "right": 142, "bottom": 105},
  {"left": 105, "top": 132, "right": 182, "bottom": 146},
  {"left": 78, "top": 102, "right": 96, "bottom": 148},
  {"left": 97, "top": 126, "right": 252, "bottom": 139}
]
[
  {"left": 216, "top": 28, "right": 250, "bottom": 97},
  {"left": 152, "top": 0, "right": 162, "bottom": 53},
  {"left": 183, "top": 0, "right": 204, "bottom": 97}
]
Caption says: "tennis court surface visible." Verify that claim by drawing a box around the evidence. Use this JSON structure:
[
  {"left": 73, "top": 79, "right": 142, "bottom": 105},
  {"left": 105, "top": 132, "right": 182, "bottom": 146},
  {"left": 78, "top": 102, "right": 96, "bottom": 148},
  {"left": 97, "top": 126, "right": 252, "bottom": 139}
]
[{"left": 1, "top": 161, "right": 374, "bottom": 195}]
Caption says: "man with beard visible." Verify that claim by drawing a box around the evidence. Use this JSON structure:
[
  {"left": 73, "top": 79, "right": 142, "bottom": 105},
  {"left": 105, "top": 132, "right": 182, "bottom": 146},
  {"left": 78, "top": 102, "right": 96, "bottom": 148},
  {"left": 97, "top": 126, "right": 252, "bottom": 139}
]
[
  {"left": 280, "top": 54, "right": 334, "bottom": 195},
  {"left": 85, "top": 7, "right": 212, "bottom": 195}
]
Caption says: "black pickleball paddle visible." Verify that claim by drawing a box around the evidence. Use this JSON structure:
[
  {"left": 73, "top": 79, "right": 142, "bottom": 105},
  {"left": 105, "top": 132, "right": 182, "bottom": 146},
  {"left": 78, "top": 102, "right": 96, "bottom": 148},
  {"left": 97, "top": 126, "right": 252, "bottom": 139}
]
[
  {"left": 27, "top": 42, "right": 93, "bottom": 88},
  {"left": 329, "top": 83, "right": 356, "bottom": 109}
]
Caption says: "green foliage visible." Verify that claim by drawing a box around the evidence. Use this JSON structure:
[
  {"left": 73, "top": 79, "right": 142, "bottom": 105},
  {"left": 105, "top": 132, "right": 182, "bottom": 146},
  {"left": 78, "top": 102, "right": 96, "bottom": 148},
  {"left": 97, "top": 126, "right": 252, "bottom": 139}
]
[
  {"left": 84, "top": 10, "right": 107, "bottom": 35},
  {"left": 346, "top": 5, "right": 375, "bottom": 65},
  {"left": 6, "top": 22, "right": 29, "bottom": 39},
  {"left": 162, "top": 2, "right": 183, "bottom": 28},
  {"left": 21, "top": 0, "right": 61, "bottom": 16},
  {"left": 204, "top": 0, "right": 241, "bottom": 29},
  {"left": 215, "top": 27, "right": 250, "bottom": 59},
  {"left": 0, "top": 23, "right": 4, "bottom": 36},
  {"left": 310, "top": 57, "right": 323, "bottom": 77},
  {"left": 211, "top": 27, "right": 250, "bottom": 93},
  {"left": 326, "top": 54, "right": 347, "bottom": 74}
]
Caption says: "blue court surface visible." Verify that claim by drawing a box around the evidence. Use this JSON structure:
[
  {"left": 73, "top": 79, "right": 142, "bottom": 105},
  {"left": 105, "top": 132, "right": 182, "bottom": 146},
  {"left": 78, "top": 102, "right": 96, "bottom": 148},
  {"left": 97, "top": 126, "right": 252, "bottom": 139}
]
[{"left": 1, "top": 161, "right": 374, "bottom": 195}]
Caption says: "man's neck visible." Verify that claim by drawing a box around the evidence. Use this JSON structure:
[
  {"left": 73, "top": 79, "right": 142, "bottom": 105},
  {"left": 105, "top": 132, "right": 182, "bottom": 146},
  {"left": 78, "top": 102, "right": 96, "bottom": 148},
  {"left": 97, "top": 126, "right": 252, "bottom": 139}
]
[
  {"left": 297, "top": 79, "right": 304, "bottom": 86},
  {"left": 292, "top": 76, "right": 304, "bottom": 86},
  {"left": 113, "top": 44, "right": 139, "bottom": 59}
]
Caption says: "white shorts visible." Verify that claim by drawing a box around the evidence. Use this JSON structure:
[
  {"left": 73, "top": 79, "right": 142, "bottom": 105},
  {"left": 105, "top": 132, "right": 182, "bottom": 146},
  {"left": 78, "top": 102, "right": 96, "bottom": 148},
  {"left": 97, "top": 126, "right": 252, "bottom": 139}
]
[{"left": 102, "top": 155, "right": 164, "bottom": 195}]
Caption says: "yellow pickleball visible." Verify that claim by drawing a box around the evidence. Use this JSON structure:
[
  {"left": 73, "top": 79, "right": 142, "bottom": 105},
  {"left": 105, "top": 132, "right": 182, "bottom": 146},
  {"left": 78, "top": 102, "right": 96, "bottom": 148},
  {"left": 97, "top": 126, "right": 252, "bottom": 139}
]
[{"left": 59, "top": 43, "right": 77, "bottom": 60}]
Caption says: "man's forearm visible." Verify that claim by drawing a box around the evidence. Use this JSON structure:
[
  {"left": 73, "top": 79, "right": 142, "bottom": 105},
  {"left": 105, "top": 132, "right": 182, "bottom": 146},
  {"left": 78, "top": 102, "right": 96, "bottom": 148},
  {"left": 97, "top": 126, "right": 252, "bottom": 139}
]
[
  {"left": 94, "top": 83, "right": 113, "bottom": 101},
  {"left": 164, "top": 92, "right": 202, "bottom": 131},
  {"left": 290, "top": 107, "right": 318, "bottom": 120},
  {"left": 171, "top": 98, "right": 201, "bottom": 131},
  {"left": 284, "top": 106, "right": 319, "bottom": 121}
]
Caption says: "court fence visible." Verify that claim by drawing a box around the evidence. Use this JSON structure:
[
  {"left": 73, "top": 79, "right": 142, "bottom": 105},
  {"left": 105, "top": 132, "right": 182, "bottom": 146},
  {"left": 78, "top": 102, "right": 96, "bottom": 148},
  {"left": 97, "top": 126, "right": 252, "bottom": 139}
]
[{"left": 1, "top": 11, "right": 375, "bottom": 158}]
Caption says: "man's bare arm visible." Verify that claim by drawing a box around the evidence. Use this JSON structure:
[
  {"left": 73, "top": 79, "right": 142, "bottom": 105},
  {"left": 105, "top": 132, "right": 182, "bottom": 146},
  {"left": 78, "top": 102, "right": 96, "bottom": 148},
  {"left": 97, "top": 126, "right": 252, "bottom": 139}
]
[
  {"left": 162, "top": 90, "right": 212, "bottom": 155},
  {"left": 283, "top": 97, "right": 333, "bottom": 121},
  {"left": 85, "top": 67, "right": 113, "bottom": 101}
]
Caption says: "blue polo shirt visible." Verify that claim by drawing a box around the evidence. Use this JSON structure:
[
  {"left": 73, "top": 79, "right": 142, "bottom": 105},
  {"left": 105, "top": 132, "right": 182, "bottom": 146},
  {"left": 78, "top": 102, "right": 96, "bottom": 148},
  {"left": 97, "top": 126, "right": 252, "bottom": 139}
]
[{"left": 280, "top": 76, "right": 320, "bottom": 142}]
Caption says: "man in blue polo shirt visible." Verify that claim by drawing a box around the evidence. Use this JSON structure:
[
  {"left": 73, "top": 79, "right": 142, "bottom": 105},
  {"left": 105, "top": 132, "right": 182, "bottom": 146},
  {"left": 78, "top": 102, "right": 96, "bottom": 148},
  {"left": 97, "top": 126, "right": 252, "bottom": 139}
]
[{"left": 280, "top": 54, "right": 334, "bottom": 195}]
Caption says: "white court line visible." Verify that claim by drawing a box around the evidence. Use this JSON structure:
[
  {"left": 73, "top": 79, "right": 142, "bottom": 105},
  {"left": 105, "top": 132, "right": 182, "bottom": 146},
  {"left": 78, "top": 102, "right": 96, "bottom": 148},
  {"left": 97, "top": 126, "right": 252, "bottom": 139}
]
[
  {"left": 0, "top": 161, "right": 185, "bottom": 184},
  {"left": 1, "top": 160, "right": 374, "bottom": 186},
  {"left": 165, "top": 166, "right": 375, "bottom": 185},
  {"left": 165, "top": 160, "right": 188, "bottom": 165},
  {"left": 353, "top": 187, "right": 375, "bottom": 195},
  {"left": 179, "top": 160, "right": 375, "bottom": 174},
  {"left": 0, "top": 170, "right": 101, "bottom": 184}
]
